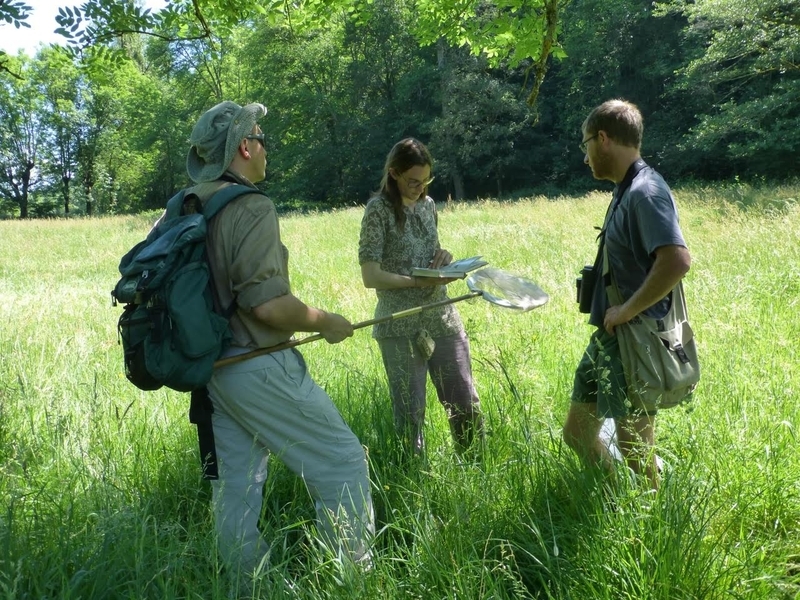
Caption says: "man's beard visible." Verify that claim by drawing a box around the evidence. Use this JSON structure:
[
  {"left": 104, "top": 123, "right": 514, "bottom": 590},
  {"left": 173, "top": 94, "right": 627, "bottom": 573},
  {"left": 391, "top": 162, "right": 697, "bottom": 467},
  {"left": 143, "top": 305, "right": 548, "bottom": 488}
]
[{"left": 590, "top": 151, "right": 613, "bottom": 182}]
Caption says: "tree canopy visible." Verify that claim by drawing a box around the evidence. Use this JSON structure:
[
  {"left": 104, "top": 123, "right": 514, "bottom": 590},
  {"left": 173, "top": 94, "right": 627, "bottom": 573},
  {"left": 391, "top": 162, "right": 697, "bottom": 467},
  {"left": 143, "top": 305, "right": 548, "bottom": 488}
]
[
  {"left": 0, "top": 0, "right": 32, "bottom": 78},
  {"left": 0, "top": 0, "right": 796, "bottom": 217}
]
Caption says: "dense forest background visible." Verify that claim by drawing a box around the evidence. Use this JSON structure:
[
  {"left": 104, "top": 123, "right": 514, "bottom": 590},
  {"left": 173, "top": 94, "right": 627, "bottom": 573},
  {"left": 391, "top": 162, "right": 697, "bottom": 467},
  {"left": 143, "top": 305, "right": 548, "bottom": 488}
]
[{"left": 0, "top": 0, "right": 797, "bottom": 218}]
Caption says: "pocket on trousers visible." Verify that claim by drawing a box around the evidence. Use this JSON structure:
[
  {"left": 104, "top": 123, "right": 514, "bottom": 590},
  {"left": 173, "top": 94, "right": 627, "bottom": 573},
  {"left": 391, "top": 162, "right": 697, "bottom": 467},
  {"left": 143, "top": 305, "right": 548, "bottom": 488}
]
[{"left": 270, "top": 349, "right": 312, "bottom": 396}]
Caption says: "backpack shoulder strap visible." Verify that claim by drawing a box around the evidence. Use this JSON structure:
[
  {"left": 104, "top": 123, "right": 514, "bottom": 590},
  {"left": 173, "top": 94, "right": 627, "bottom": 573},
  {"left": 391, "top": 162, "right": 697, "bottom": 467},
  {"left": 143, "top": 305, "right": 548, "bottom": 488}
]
[
  {"left": 164, "top": 190, "right": 188, "bottom": 220},
  {"left": 203, "top": 184, "right": 261, "bottom": 221}
]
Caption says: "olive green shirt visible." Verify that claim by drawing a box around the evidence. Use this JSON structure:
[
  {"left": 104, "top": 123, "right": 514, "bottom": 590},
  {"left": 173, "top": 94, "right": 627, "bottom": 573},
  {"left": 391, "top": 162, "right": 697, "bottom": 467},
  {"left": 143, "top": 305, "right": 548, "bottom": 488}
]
[{"left": 188, "top": 172, "right": 292, "bottom": 350}]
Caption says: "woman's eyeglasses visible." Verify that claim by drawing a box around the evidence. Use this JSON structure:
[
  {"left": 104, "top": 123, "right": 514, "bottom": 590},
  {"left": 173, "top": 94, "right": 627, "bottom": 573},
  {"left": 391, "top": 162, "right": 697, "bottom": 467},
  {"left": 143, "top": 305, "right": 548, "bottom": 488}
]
[{"left": 399, "top": 173, "right": 435, "bottom": 189}]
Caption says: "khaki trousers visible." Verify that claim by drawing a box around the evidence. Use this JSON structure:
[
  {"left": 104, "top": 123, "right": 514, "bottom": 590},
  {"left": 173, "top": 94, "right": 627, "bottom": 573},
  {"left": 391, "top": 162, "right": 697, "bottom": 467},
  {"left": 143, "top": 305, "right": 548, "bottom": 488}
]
[{"left": 207, "top": 348, "right": 374, "bottom": 575}]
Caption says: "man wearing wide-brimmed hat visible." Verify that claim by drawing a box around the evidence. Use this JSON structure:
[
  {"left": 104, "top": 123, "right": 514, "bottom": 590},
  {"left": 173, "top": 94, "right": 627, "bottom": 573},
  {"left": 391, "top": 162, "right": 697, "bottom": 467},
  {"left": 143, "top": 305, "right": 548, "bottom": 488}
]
[{"left": 185, "top": 101, "right": 374, "bottom": 582}]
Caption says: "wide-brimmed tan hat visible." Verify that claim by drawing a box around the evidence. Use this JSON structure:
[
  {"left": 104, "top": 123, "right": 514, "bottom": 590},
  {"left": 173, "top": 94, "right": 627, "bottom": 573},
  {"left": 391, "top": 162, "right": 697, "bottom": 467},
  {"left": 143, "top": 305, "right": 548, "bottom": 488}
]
[{"left": 186, "top": 101, "right": 267, "bottom": 183}]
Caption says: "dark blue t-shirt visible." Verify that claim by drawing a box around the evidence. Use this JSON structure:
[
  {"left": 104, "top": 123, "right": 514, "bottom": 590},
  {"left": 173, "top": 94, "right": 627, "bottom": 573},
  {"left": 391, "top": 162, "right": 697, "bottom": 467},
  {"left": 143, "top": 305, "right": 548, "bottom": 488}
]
[{"left": 589, "top": 165, "right": 686, "bottom": 327}]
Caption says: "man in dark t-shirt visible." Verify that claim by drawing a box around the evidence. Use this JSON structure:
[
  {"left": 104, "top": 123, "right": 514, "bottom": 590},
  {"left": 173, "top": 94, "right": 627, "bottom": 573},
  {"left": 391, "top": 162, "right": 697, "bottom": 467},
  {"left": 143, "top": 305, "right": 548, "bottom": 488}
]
[{"left": 562, "top": 99, "right": 692, "bottom": 489}]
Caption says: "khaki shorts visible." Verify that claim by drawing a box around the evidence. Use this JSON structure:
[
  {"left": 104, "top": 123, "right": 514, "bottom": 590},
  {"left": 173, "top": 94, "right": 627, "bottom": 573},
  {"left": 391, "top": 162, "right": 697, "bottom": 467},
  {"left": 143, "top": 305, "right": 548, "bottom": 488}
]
[{"left": 571, "top": 328, "right": 657, "bottom": 418}]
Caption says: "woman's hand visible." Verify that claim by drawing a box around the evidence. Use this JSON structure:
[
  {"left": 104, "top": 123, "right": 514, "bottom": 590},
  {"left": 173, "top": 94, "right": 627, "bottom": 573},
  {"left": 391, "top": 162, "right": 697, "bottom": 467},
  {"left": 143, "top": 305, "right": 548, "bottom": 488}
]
[
  {"left": 361, "top": 257, "right": 461, "bottom": 290},
  {"left": 429, "top": 248, "right": 452, "bottom": 269}
]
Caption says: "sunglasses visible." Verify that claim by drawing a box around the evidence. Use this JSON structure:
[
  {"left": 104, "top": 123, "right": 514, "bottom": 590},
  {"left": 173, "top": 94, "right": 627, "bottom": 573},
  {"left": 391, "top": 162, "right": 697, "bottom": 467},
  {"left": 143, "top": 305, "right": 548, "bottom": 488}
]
[{"left": 245, "top": 133, "right": 266, "bottom": 148}]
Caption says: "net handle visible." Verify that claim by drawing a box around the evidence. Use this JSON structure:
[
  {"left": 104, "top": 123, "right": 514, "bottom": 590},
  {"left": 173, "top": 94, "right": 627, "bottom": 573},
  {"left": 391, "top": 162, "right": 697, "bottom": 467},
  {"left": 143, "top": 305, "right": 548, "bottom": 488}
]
[{"left": 213, "top": 291, "right": 481, "bottom": 369}]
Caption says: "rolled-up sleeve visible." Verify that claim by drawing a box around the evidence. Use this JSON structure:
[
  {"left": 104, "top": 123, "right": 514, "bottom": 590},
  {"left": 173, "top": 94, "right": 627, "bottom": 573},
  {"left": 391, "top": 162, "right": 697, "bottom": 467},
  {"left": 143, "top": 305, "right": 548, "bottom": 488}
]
[{"left": 228, "top": 197, "right": 291, "bottom": 310}]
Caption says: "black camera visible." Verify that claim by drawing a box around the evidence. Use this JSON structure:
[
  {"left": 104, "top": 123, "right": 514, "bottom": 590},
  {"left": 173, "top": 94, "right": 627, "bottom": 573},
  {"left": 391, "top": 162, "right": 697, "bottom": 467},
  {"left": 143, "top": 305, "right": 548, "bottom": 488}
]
[{"left": 576, "top": 265, "right": 596, "bottom": 314}]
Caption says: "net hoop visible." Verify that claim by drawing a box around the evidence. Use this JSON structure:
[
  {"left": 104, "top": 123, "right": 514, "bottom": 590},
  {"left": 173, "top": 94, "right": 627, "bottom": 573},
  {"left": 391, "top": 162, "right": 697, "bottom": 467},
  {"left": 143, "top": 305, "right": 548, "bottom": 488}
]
[{"left": 466, "top": 267, "right": 549, "bottom": 311}]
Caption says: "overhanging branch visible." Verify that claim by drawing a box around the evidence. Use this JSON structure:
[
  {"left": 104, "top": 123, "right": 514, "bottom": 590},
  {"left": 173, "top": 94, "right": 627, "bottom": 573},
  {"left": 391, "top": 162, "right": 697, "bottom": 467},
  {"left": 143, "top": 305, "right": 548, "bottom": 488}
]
[{"left": 524, "top": 0, "right": 560, "bottom": 122}]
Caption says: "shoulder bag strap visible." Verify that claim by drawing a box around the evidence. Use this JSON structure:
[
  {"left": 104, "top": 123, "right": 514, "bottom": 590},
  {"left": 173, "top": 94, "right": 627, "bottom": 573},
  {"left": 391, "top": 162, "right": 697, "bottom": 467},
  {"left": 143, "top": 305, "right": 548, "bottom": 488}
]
[
  {"left": 595, "top": 159, "right": 649, "bottom": 298},
  {"left": 604, "top": 228, "right": 689, "bottom": 331},
  {"left": 602, "top": 242, "right": 624, "bottom": 307}
]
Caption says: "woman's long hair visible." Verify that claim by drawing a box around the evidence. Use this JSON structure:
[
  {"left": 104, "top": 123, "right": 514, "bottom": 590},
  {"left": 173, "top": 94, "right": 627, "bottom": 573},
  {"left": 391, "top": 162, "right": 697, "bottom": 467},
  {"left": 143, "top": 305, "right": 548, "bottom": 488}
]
[{"left": 377, "top": 138, "right": 433, "bottom": 230}]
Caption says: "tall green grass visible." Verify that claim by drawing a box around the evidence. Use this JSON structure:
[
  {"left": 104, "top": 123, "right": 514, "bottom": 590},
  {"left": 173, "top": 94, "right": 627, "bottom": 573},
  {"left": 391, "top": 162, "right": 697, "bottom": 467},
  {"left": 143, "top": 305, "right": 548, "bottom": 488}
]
[{"left": 0, "top": 184, "right": 798, "bottom": 599}]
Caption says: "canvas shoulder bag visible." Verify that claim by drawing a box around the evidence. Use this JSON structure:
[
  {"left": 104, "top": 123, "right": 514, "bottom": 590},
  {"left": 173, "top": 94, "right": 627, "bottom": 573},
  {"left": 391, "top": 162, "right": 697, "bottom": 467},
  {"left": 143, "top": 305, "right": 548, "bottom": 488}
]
[{"left": 604, "top": 244, "right": 700, "bottom": 411}]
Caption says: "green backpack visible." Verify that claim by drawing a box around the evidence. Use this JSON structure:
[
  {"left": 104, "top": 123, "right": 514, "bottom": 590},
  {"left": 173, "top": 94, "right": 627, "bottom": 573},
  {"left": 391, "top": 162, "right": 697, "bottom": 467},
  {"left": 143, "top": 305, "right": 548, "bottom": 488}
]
[{"left": 112, "top": 184, "right": 255, "bottom": 392}]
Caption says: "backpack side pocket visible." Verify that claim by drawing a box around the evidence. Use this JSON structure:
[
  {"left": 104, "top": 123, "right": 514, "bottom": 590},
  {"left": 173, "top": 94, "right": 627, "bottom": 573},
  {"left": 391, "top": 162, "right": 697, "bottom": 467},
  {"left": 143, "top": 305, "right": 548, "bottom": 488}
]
[
  {"left": 166, "top": 261, "right": 223, "bottom": 359},
  {"left": 118, "top": 303, "right": 163, "bottom": 391}
]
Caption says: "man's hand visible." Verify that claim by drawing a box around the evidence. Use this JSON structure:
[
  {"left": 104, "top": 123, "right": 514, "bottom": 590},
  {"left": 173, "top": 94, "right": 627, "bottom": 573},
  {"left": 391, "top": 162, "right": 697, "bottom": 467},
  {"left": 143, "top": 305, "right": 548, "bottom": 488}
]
[
  {"left": 320, "top": 312, "right": 354, "bottom": 344},
  {"left": 604, "top": 304, "right": 634, "bottom": 335},
  {"left": 604, "top": 244, "right": 691, "bottom": 335}
]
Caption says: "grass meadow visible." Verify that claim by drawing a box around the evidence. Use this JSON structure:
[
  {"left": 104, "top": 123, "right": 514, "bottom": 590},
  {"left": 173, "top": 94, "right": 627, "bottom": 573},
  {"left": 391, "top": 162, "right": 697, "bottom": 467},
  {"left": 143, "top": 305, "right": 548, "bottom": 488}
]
[{"left": 1, "top": 182, "right": 799, "bottom": 599}]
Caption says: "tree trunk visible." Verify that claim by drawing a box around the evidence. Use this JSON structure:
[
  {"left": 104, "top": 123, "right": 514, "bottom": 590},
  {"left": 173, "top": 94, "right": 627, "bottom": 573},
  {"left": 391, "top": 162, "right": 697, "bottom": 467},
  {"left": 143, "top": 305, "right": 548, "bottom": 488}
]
[
  {"left": 62, "top": 175, "right": 71, "bottom": 215},
  {"left": 19, "top": 161, "right": 33, "bottom": 219},
  {"left": 437, "top": 39, "right": 465, "bottom": 201},
  {"left": 452, "top": 171, "right": 465, "bottom": 201},
  {"left": 82, "top": 154, "right": 96, "bottom": 216}
]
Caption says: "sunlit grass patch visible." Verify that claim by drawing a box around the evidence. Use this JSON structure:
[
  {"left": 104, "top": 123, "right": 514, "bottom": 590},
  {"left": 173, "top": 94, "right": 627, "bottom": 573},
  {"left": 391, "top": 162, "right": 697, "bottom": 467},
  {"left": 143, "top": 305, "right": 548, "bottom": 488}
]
[{"left": 1, "top": 186, "right": 798, "bottom": 598}]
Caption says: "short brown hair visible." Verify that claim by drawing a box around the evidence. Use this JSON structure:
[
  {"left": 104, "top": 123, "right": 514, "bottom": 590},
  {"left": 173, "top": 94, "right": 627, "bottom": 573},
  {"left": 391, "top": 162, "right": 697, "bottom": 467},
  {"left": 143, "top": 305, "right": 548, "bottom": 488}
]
[{"left": 582, "top": 99, "right": 643, "bottom": 149}]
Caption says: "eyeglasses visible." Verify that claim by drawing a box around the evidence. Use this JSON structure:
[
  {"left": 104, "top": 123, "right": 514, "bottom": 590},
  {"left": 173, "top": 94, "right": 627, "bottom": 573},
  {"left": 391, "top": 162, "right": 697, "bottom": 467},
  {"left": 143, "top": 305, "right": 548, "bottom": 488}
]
[
  {"left": 246, "top": 133, "right": 266, "bottom": 148},
  {"left": 399, "top": 173, "right": 435, "bottom": 189},
  {"left": 579, "top": 133, "right": 598, "bottom": 154}
]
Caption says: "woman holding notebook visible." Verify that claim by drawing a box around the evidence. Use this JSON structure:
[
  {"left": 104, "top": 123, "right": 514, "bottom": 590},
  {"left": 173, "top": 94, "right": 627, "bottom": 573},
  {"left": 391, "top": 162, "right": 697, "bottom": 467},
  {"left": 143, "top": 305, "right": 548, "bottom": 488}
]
[{"left": 358, "top": 138, "right": 484, "bottom": 460}]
